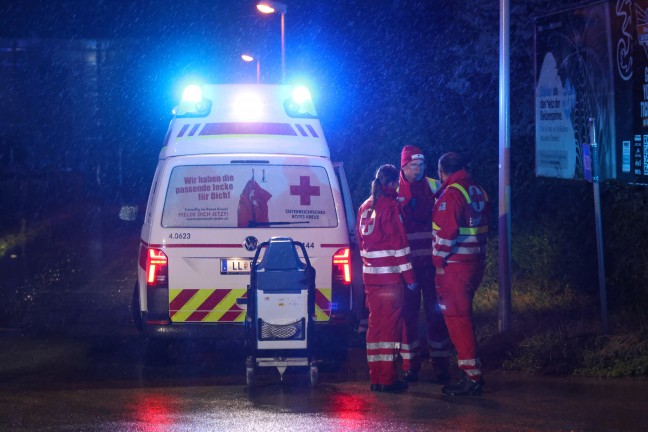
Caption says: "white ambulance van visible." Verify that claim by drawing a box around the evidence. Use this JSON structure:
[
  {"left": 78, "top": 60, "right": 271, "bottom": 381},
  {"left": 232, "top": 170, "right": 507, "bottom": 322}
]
[{"left": 131, "top": 84, "right": 359, "bottom": 358}]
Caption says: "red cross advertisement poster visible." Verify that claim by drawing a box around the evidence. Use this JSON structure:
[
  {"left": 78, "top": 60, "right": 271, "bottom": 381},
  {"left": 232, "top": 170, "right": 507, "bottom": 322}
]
[{"left": 161, "top": 164, "right": 338, "bottom": 228}]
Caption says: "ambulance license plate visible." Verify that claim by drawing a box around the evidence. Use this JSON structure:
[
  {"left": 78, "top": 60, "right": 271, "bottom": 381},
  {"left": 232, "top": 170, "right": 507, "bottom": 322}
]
[{"left": 220, "top": 258, "right": 252, "bottom": 275}]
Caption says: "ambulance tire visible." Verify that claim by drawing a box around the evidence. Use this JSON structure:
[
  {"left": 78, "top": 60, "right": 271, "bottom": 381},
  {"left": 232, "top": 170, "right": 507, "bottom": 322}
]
[
  {"left": 327, "top": 341, "right": 349, "bottom": 363},
  {"left": 132, "top": 282, "right": 143, "bottom": 332},
  {"left": 144, "top": 337, "right": 170, "bottom": 366},
  {"left": 317, "top": 328, "right": 350, "bottom": 363}
]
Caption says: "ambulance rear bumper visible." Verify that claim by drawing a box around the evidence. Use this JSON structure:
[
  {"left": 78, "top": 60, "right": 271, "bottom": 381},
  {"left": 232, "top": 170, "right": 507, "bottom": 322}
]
[
  {"left": 140, "top": 313, "right": 354, "bottom": 340},
  {"left": 141, "top": 316, "right": 246, "bottom": 339}
]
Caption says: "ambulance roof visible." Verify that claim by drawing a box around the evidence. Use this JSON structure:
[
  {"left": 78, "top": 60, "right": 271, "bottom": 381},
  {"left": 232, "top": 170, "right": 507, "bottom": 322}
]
[{"left": 160, "top": 84, "right": 330, "bottom": 159}]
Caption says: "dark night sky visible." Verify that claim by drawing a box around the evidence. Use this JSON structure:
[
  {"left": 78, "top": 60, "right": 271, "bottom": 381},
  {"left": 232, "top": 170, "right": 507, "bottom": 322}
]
[
  {"left": 0, "top": 0, "right": 587, "bottom": 202},
  {"left": 3, "top": 0, "right": 625, "bottom": 298},
  {"left": 1, "top": 0, "right": 458, "bottom": 156}
]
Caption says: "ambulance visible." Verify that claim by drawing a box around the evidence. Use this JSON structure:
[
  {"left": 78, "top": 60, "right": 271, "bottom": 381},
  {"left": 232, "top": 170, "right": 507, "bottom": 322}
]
[{"left": 130, "top": 84, "right": 360, "bottom": 358}]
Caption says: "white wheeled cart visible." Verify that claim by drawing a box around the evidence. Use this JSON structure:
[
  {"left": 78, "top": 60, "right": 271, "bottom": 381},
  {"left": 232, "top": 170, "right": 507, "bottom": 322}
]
[{"left": 245, "top": 237, "right": 318, "bottom": 387}]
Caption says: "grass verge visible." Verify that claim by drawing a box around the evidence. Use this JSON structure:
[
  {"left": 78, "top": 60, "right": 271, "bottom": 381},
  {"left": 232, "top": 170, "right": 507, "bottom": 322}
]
[{"left": 474, "top": 277, "right": 648, "bottom": 377}]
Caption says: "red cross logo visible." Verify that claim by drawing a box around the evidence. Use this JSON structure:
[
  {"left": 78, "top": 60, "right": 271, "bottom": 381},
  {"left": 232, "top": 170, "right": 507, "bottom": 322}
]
[
  {"left": 290, "top": 176, "right": 320, "bottom": 205},
  {"left": 359, "top": 209, "right": 375, "bottom": 235},
  {"left": 468, "top": 186, "right": 486, "bottom": 212}
]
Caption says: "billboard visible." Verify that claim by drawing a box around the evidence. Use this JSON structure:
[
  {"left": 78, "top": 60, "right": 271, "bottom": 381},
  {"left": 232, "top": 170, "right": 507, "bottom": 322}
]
[{"left": 535, "top": 0, "right": 648, "bottom": 185}]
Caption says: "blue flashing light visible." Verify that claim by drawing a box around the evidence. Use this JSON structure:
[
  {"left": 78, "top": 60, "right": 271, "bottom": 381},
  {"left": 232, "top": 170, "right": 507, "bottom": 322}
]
[
  {"left": 284, "top": 85, "right": 317, "bottom": 119},
  {"left": 175, "top": 84, "right": 212, "bottom": 118},
  {"left": 291, "top": 86, "right": 312, "bottom": 104},
  {"left": 182, "top": 85, "right": 203, "bottom": 103}
]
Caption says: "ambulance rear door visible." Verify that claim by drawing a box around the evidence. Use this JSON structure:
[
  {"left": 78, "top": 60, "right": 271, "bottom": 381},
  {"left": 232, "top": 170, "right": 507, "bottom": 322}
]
[{"left": 151, "top": 155, "right": 350, "bottom": 326}]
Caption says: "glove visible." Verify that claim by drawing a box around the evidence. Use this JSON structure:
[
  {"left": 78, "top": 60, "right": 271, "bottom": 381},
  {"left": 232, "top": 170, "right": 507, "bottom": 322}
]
[{"left": 406, "top": 282, "right": 418, "bottom": 291}]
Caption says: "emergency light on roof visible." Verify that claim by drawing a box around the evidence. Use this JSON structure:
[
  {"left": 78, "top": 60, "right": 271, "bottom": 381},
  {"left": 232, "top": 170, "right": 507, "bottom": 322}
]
[
  {"left": 162, "top": 84, "right": 330, "bottom": 158},
  {"left": 232, "top": 92, "right": 264, "bottom": 120},
  {"left": 182, "top": 85, "right": 203, "bottom": 103},
  {"left": 284, "top": 86, "right": 317, "bottom": 119},
  {"left": 292, "top": 86, "right": 311, "bottom": 104},
  {"left": 174, "top": 84, "right": 212, "bottom": 118},
  {"left": 171, "top": 83, "right": 318, "bottom": 120}
]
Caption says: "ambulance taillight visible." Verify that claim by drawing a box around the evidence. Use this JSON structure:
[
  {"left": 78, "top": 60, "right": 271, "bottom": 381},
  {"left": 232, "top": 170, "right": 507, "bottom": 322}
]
[
  {"left": 331, "top": 247, "right": 352, "bottom": 313},
  {"left": 332, "top": 247, "right": 351, "bottom": 284},
  {"left": 139, "top": 247, "right": 168, "bottom": 287}
]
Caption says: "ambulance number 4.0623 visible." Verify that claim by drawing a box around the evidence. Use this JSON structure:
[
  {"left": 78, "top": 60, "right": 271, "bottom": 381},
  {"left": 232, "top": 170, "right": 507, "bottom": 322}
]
[{"left": 169, "top": 232, "right": 191, "bottom": 240}]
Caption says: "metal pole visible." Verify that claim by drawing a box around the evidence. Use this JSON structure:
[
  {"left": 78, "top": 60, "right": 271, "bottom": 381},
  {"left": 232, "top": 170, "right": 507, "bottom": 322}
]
[
  {"left": 498, "top": 0, "right": 512, "bottom": 333},
  {"left": 589, "top": 118, "right": 609, "bottom": 334},
  {"left": 281, "top": 12, "right": 285, "bottom": 82}
]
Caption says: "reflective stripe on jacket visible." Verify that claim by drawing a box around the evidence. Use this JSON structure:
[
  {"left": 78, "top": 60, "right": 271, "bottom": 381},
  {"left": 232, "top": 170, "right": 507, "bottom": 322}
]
[
  {"left": 398, "top": 174, "right": 441, "bottom": 267},
  {"left": 432, "top": 169, "right": 489, "bottom": 268},
  {"left": 357, "top": 193, "right": 416, "bottom": 286}
]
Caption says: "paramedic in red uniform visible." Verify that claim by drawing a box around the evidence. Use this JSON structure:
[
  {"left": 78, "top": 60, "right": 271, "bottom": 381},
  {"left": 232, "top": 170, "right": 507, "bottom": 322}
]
[
  {"left": 357, "top": 164, "right": 416, "bottom": 392},
  {"left": 398, "top": 145, "right": 453, "bottom": 383},
  {"left": 432, "top": 152, "right": 489, "bottom": 396}
]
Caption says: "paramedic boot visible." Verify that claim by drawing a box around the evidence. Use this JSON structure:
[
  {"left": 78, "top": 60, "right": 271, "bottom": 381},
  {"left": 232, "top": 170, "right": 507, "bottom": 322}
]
[
  {"left": 371, "top": 380, "right": 409, "bottom": 393},
  {"left": 441, "top": 374, "right": 484, "bottom": 396}
]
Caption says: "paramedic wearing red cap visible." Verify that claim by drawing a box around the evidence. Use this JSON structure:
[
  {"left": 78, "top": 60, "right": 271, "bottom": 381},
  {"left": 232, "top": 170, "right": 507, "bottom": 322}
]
[
  {"left": 357, "top": 164, "right": 415, "bottom": 392},
  {"left": 432, "top": 152, "right": 489, "bottom": 396},
  {"left": 398, "top": 145, "right": 453, "bottom": 384}
]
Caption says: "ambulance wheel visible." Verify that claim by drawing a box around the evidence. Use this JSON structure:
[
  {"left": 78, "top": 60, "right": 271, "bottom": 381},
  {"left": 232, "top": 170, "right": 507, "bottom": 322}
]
[
  {"left": 309, "top": 364, "right": 319, "bottom": 387},
  {"left": 318, "top": 328, "right": 350, "bottom": 363},
  {"left": 144, "top": 337, "right": 169, "bottom": 366},
  {"left": 132, "top": 282, "right": 143, "bottom": 332}
]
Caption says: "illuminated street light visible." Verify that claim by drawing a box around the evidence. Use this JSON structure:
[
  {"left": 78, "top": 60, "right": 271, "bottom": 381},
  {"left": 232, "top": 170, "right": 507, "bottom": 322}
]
[
  {"left": 256, "top": 1, "right": 287, "bottom": 82},
  {"left": 241, "top": 54, "right": 261, "bottom": 84}
]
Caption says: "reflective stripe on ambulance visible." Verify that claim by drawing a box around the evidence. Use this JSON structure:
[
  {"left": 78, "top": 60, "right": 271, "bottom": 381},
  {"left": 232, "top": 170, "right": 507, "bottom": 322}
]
[
  {"left": 169, "top": 287, "right": 333, "bottom": 323},
  {"left": 170, "top": 288, "right": 247, "bottom": 323}
]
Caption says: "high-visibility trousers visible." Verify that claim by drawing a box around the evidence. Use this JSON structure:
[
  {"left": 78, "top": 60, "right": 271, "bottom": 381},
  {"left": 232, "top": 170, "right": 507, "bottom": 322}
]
[
  {"left": 401, "top": 265, "right": 452, "bottom": 372},
  {"left": 365, "top": 282, "right": 404, "bottom": 385},
  {"left": 435, "top": 262, "right": 485, "bottom": 381}
]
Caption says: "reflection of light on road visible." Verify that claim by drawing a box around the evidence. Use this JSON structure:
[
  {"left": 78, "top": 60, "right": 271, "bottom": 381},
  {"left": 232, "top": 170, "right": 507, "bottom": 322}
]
[
  {"left": 131, "top": 393, "right": 174, "bottom": 431},
  {"left": 327, "top": 392, "right": 374, "bottom": 430}
]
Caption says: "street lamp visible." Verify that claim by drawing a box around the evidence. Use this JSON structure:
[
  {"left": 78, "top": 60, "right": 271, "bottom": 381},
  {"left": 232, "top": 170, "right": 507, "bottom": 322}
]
[
  {"left": 256, "top": 1, "right": 287, "bottom": 82},
  {"left": 241, "top": 54, "right": 261, "bottom": 84}
]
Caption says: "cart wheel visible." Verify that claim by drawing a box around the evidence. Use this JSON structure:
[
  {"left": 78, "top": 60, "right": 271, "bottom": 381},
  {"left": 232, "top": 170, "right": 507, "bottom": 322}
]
[
  {"left": 246, "top": 356, "right": 255, "bottom": 387},
  {"left": 309, "top": 365, "right": 319, "bottom": 387}
]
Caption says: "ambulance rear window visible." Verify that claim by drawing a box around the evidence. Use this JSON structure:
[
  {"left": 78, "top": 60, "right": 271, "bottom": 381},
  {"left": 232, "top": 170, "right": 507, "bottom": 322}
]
[{"left": 161, "top": 164, "right": 339, "bottom": 228}]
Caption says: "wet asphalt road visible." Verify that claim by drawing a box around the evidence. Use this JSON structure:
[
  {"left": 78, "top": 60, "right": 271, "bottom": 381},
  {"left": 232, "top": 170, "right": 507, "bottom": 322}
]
[{"left": 1, "top": 204, "right": 647, "bottom": 431}]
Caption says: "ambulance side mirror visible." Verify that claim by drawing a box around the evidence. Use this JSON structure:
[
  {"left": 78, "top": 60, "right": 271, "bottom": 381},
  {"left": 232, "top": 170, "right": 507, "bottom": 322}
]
[{"left": 118, "top": 205, "right": 139, "bottom": 221}]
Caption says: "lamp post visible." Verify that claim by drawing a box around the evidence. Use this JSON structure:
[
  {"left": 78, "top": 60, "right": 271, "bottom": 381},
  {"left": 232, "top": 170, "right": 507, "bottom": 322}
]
[
  {"left": 256, "top": 1, "right": 287, "bottom": 82},
  {"left": 241, "top": 54, "right": 261, "bottom": 83}
]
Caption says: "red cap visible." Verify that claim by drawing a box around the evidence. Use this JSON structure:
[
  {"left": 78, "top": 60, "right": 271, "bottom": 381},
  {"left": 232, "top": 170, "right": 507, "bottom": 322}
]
[{"left": 401, "top": 145, "right": 425, "bottom": 167}]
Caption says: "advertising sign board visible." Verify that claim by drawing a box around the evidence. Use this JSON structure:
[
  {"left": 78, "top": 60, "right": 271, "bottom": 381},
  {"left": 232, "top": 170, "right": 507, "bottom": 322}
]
[{"left": 535, "top": 0, "right": 648, "bottom": 185}]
